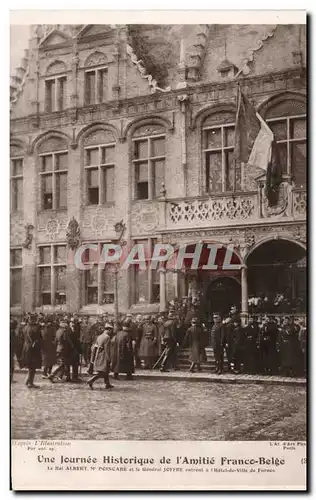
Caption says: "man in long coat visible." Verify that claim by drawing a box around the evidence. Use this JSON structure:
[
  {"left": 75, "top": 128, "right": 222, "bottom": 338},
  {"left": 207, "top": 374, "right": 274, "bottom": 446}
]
[
  {"left": 68, "top": 317, "right": 82, "bottom": 382},
  {"left": 87, "top": 323, "right": 114, "bottom": 390},
  {"left": 80, "top": 316, "right": 93, "bottom": 366},
  {"left": 278, "top": 316, "right": 299, "bottom": 377},
  {"left": 210, "top": 313, "right": 225, "bottom": 374},
  {"left": 112, "top": 321, "right": 134, "bottom": 380},
  {"left": 259, "top": 315, "right": 279, "bottom": 374},
  {"left": 22, "top": 313, "right": 42, "bottom": 388},
  {"left": 138, "top": 316, "right": 158, "bottom": 369},
  {"left": 184, "top": 317, "right": 206, "bottom": 373},
  {"left": 243, "top": 316, "right": 259, "bottom": 374},
  {"left": 160, "top": 313, "right": 178, "bottom": 372},
  {"left": 10, "top": 317, "right": 17, "bottom": 383},
  {"left": 41, "top": 315, "right": 56, "bottom": 378}
]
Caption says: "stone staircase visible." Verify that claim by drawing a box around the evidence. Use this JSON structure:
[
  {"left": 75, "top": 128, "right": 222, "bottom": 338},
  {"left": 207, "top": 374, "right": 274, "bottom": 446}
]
[{"left": 177, "top": 347, "right": 228, "bottom": 371}]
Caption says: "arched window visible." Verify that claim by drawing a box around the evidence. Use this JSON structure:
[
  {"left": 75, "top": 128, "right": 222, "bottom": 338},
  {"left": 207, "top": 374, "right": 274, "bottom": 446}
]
[
  {"left": 84, "top": 52, "right": 108, "bottom": 105},
  {"left": 45, "top": 61, "right": 67, "bottom": 112},
  {"left": 132, "top": 124, "right": 166, "bottom": 200},
  {"left": 10, "top": 145, "right": 23, "bottom": 212},
  {"left": 83, "top": 129, "right": 116, "bottom": 205},
  {"left": 202, "top": 110, "right": 238, "bottom": 193},
  {"left": 264, "top": 97, "right": 306, "bottom": 188},
  {"left": 37, "top": 137, "right": 68, "bottom": 210}
]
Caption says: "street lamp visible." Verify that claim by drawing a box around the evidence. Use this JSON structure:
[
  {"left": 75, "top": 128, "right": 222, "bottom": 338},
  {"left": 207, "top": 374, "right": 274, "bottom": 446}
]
[{"left": 113, "top": 220, "right": 126, "bottom": 331}]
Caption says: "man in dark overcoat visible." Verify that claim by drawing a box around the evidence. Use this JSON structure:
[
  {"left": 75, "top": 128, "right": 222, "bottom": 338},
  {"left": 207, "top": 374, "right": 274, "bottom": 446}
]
[
  {"left": 80, "top": 316, "right": 93, "bottom": 366},
  {"left": 112, "top": 321, "right": 134, "bottom": 380},
  {"left": 259, "top": 315, "right": 279, "bottom": 374},
  {"left": 87, "top": 323, "right": 114, "bottom": 389},
  {"left": 22, "top": 313, "right": 42, "bottom": 388},
  {"left": 159, "top": 313, "right": 178, "bottom": 372},
  {"left": 138, "top": 316, "right": 158, "bottom": 369},
  {"left": 41, "top": 315, "right": 56, "bottom": 377},
  {"left": 210, "top": 313, "right": 225, "bottom": 374},
  {"left": 10, "top": 317, "right": 17, "bottom": 382},
  {"left": 68, "top": 317, "right": 82, "bottom": 382},
  {"left": 184, "top": 317, "right": 206, "bottom": 372},
  {"left": 243, "top": 316, "right": 259, "bottom": 374},
  {"left": 48, "top": 320, "right": 72, "bottom": 382},
  {"left": 278, "top": 316, "right": 299, "bottom": 377}
]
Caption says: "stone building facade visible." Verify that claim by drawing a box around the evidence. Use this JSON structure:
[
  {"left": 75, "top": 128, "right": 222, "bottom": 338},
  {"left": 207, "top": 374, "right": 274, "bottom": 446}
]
[{"left": 10, "top": 24, "right": 306, "bottom": 320}]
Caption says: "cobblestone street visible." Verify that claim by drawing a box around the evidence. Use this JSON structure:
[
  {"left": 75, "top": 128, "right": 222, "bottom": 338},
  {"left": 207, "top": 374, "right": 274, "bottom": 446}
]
[{"left": 11, "top": 373, "right": 306, "bottom": 441}]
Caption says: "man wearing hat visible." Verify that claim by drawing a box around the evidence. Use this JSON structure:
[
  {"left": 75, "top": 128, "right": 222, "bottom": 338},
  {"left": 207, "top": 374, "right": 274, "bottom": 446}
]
[
  {"left": 41, "top": 314, "right": 57, "bottom": 378},
  {"left": 87, "top": 323, "right": 114, "bottom": 390},
  {"left": 159, "top": 312, "right": 178, "bottom": 372},
  {"left": 184, "top": 317, "right": 206, "bottom": 373},
  {"left": 48, "top": 319, "right": 72, "bottom": 383},
  {"left": 10, "top": 317, "right": 17, "bottom": 383},
  {"left": 68, "top": 316, "right": 82, "bottom": 382},
  {"left": 210, "top": 313, "right": 225, "bottom": 374},
  {"left": 22, "top": 313, "right": 42, "bottom": 388},
  {"left": 112, "top": 320, "right": 134, "bottom": 380}
]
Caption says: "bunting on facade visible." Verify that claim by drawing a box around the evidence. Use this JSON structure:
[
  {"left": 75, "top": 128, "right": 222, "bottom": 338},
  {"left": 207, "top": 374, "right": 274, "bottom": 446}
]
[{"left": 234, "top": 85, "right": 282, "bottom": 206}]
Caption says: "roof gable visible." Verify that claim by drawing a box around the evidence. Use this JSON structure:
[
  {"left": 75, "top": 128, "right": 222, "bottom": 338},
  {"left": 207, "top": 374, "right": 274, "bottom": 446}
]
[{"left": 39, "top": 29, "right": 72, "bottom": 49}]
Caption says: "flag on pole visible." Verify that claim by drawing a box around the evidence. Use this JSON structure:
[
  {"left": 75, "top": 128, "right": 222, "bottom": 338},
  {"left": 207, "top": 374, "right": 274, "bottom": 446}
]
[{"left": 234, "top": 85, "right": 282, "bottom": 206}]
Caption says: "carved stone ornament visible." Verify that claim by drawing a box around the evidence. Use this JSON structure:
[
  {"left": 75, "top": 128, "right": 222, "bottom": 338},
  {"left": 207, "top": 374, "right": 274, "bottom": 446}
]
[
  {"left": 262, "top": 183, "right": 288, "bottom": 217},
  {"left": 22, "top": 224, "right": 34, "bottom": 249},
  {"left": 66, "top": 217, "right": 80, "bottom": 250},
  {"left": 126, "top": 44, "right": 171, "bottom": 94}
]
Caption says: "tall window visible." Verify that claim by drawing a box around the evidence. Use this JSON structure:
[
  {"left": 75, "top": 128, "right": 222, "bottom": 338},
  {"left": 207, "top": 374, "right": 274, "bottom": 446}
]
[
  {"left": 10, "top": 248, "right": 22, "bottom": 306},
  {"left": 203, "top": 113, "right": 238, "bottom": 193},
  {"left": 84, "top": 67, "right": 108, "bottom": 105},
  {"left": 39, "top": 150, "right": 68, "bottom": 210},
  {"left": 133, "top": 132, "right": 165, "bottom": 200},
  {"left": 45, "top": 75, "right": 67, "bottom": 112},
  {"left": 82, "top": 243, "right": 114, "bottom": 305},
  {"left": 84, "top": 144, "right": 115, "bottom": 205},
  {"left": 267, "top": 114, "right": 306, "bottom": 188},
  {"left": 10, "top": 157, "right": 23, "bottom": 211},
  {"left": 133, "top": 238, "right": 160, "bottom": 304},
  {"left": 38, "top": 244, "right": 67, "bottom": 305}
]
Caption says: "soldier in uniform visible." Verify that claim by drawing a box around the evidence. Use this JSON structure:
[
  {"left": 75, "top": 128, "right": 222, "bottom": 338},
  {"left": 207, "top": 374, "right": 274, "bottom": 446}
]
[
  {"left": 10, "top": 317, "right": 17, "bottom": 383},
  {"left": 138, "top": 315, "right": 158, "bottom": 369},
  {"left": 210, "top": 313, "right": 225, "bottom": 374},
  {"left": 41, "top": 315, "right": 56, "bottom": 378},
  {"left": 87, "top": 323, "right": 114, "bottom": 390},
  {"left": 48, "top": 319, "right": 72, "bottom": 382},
  {"left": 15, "top": 315, "right": 28, "bottom": 369},
  {"left": 160, "top": 312, "right": 178, "bottom": 372},
  {"left": 299, "top": 318, "right": 307, "bottom": 376},
  {"left": 68, "top": 317, "right": 82, "bottom": 382},
  {"left": 243, "top": 316, "right": 259, "bottom": 374},
  {"left": 184, "top": 317, "right": 206, "bottom": 373},
  {"left": 80, "top": 316, "right": 93, "bottom": 366},
  {"left": 259, "top": 315, "right": 278, "bottom": 374},
  {"left": 22, "top": 313, "right": 42, "bottom": 388},
  {"left": 112, "top": 320, "right": 134, "bottom": 380},
  {"left": 278, "top": 316, "right": 299, "bottom": 377}
]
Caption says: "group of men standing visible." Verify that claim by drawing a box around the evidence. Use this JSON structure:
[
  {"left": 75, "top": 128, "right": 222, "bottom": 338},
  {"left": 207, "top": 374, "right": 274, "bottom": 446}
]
[{"left": 10, "top": 304, "right": 306, "bottom": 389}]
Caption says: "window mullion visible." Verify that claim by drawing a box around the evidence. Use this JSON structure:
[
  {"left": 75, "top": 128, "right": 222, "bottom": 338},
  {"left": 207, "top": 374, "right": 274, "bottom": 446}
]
[
  {"left": 52, "top": 155, "right": 57, "bottom": 210},
  {"left": 98, "top": 147, "right": 102, "bottom": 205},
  {"left": 51, "top": 246, "right": 56, "bottom": 306},
  {"left": 98, "top": 243, "right": 103, "bottom": 305},
  {"left": 221, "top": 127, "right": 225, "bottom": 191},
  {"left": 287, "top": 117, "right": 291, "bottom": 176},
  {"left": 148, "top": 238, "right": 153, "bottom": 303}
]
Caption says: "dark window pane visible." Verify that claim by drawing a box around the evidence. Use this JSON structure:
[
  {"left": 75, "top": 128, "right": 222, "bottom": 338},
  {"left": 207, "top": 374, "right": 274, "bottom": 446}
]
[
  {"left": 45, "top": 80, "right": 55, "bottom": 112},
  {"left": 226, "top": 150, "right": 239, "bottom": 191},
  {"left": 151, "top": 137, "right": 165, "bottom": 157},
  {"left": 134, "top": 140, "right": 148, "bottom": 159},
  {"left": 225, "top": 127, "right": 235, "bottom": 148},
  {"left": 205, "top": 128, "right": 222, "bottom": 149},
  {"left": 42, "top": 175, "right": 53, "bottom": 210},
  {"left": 55, "top": 152, "right": 68, "bottom": 171},
  {"left": 99, "top": 69, "right": 108, "bottom": 102},
  {"left": 103, "top": 267, "right": 114, "bottom": 292},
  {"left": 291, "top": 118, "right": 306, "bottom": 139},
  {"left": 12, "top": 158, "right": 23, "bottom": 176},
  {"left": 103, "top": 166, "right": 114, "bottom": 203},
  {"left": 85, "top": 71, "right": 96, "bottom": 105},
  {"left": 101, "top": 146, "right": 115, "bottom": 164},
  {"left": 86, "top": 148, "right": 99, "bottom": 166},
  {"left": 42, "top": 293, "right": 51, "bottom": 305},
  {"left": 55, "top": 292, "right": 66, "bottom": 305},
  {"left": 278, "top": 142, "right": 287, "bottom": 174},
  {"left": 40, "top": 267, "right": 51, "bottom": 291},
  {"left": 10, "top": 249, "right": 22, "bottom": 267},
  {"left": 40, "top": 247, "right": 51, "bottom": 265},
  {"left": 135, "top": 268, "right": 149, "bottom": 303},
  {"left": 137, "top": 183, "right": 148, "bottom": 200},
  {"left": 268, "top": 120, "right": 287, "bottom": 141},
  {"left": 56, "top": 266, "right": 66, "bottom": 291},
  {"left": 153, "top": 160, "right": 165, "bottom": 198},
  {"left": 87, "top": 288, "right": 98, "bottom": 304},
  {"left": 11, "top": 268, "right": 22, "bottom": 305},
  {"left": 12, "top": 178, "right": 23, "bottom": 211},
  {"left": 56, "top": 172, "right": 67, "bottom": 208},
  {"left": 292, "top": 142, "right": 306, "bottom": 187},
  {"left": 136, "top": 162, "right": 148, "bottom": 182},
  {"left": 58, "top": 77, "right": 66, "bottom": 111},
  {"left": 41, "top": 155, "right": 53, "bottom": 172},
  {"left": 206, "top": 152, "right": 222, "bottom": 193},
  {"left": 55, "top": 246, "right": 66, "bottom": 264}
]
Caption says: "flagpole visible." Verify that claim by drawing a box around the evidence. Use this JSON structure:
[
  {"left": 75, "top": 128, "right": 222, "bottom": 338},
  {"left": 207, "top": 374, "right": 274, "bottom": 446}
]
[{"left": 233, "top": 81, "right": 241, "bottom": 194}]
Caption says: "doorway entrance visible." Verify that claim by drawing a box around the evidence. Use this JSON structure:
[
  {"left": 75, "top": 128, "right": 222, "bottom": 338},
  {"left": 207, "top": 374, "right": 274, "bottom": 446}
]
[{"left": 204, "top": 277, "right": 241, "bottom": 319}]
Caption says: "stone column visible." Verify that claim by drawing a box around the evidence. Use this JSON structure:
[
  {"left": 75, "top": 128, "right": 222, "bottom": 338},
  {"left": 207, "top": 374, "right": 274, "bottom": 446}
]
[
  {"left": 241, "top": 265, "right": 248, "bottom": 326},
  {"left": 159, "top": 268, "right": 167, "bottom": 312}
]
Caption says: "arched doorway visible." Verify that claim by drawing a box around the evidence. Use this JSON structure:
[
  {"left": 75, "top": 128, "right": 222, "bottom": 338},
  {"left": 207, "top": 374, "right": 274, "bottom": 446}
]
[
  {"left": 205, "top": 277, "right": 241, "bottom": 319},
  {"left": 246, "top": 238, "right": 306, "bottom": 315}
]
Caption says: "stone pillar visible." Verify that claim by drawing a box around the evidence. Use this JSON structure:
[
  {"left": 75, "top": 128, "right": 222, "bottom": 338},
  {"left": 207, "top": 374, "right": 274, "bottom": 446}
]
[
  {"left": 241, "top": 265, "right": 248, "bottom": 326},
  {"left": 159, "top": 268, "right": 166, "bottom": 312}
]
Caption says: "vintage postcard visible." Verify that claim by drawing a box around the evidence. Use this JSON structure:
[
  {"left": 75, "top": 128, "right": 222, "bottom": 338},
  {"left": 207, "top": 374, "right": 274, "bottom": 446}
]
[{"left": 10, "top": 10, "right": 307, "bottom": 491}]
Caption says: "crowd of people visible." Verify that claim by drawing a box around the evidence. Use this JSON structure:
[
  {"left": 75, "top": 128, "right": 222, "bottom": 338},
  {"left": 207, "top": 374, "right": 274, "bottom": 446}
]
[{"left": 10, "top": 299, "right": 307, "bottom": 389}]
